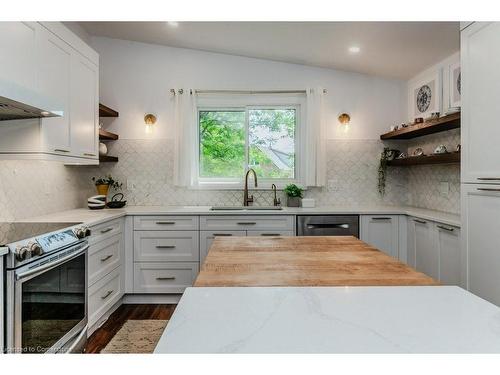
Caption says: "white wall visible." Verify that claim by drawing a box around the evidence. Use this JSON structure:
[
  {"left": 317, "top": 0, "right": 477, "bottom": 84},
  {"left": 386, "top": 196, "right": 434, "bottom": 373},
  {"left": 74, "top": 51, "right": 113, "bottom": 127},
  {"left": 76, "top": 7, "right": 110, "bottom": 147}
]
[{"left": 92, "top": 37, "right": 407, "bottom": 141}]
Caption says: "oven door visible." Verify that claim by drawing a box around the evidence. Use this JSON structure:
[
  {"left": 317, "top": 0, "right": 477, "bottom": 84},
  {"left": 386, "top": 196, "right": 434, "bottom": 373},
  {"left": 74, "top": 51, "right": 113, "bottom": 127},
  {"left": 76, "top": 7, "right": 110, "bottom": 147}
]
[{"left": 6, "top": 242, "right": 88, "bottom": 354}]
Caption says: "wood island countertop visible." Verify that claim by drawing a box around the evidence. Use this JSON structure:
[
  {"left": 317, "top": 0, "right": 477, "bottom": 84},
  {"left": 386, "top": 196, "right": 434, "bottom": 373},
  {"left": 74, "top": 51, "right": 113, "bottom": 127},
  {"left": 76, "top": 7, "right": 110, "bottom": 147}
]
[{"left": 194, "top": 236, "right": 437, "bottom": 287}]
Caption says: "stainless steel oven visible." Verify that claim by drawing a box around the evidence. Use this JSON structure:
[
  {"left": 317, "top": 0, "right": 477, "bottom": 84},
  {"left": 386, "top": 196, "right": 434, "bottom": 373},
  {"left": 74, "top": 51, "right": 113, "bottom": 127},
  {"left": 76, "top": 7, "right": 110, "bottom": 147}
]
[{"left": 4, "top": 223, "right": 91, "bottom": 354}]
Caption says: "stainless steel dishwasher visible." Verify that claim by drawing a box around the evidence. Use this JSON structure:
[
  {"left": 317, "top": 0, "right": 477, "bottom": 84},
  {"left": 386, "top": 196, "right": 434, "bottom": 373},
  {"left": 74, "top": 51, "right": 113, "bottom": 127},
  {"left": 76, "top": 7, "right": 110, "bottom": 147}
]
[{"left": 297, "top": 215, "right": 359, "bottom": 237}]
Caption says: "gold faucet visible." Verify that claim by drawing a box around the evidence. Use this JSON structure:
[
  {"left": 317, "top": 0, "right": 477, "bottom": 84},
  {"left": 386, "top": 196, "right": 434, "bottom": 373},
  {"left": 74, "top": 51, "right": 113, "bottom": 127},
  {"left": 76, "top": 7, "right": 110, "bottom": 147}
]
[
  {"left": 243, "top": 168, "right": 258, "bottom": 206},
  {"left": 271, "top": 183, "right": 281, "bottom": 207}
]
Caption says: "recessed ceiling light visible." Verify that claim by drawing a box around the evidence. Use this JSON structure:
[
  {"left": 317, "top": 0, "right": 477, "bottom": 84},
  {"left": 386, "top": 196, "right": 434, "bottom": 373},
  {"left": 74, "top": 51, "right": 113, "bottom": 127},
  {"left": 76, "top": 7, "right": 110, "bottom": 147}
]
[
  {"left": 166, "top": 21, "right": 179, "bottom": 28},
  {"left": 348, "top": 46, "right": 361, "bottom": 54}
]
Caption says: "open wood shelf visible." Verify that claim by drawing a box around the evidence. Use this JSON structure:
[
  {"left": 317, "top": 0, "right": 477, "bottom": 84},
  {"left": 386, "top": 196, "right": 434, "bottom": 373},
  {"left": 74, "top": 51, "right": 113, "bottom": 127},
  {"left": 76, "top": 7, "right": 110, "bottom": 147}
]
[
  {"left": 99, "top": 155, "right": 119, "bottom": 163},
  {"left": 387, "top": 152, "right": 460, "bottom": 166},
  {"left": 99, "top": 129, "right": 119, "bottom": 141},
  {"left": 380, "top": 112, "right": 460, "bottom": 140},
  {"left": 99, "top": 103, "right": 119, "bottom": 117}
]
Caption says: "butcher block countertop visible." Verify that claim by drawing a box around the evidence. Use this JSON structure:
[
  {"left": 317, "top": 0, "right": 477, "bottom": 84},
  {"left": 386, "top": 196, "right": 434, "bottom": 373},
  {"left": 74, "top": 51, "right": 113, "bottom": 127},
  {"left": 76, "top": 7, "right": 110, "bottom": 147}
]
[{"left": 194, "top": 236, "right": 437, "bottom": 287}]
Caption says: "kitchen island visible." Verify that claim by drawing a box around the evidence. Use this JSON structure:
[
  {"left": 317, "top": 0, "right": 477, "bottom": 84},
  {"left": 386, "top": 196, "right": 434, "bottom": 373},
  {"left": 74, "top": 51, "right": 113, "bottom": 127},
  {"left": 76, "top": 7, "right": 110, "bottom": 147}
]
[
  {"left": 152, "top": 236, "right": 500, "bottom": 353},
  {"left": 154, "top": 286, "right": 500, "bottom": 353},
  {"left": 194, "top": 236, "right": 436, "bottom": 287}
]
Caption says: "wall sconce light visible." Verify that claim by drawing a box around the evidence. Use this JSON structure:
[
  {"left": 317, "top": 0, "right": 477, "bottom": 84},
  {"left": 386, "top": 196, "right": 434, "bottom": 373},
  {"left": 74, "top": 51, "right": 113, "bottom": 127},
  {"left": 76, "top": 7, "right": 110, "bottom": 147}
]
[
  {"left": 144, "top": 113, "right": 157, "bottom": 134},
  {"left": 338, "top": 113, "right": 351, "bottom": 125}
]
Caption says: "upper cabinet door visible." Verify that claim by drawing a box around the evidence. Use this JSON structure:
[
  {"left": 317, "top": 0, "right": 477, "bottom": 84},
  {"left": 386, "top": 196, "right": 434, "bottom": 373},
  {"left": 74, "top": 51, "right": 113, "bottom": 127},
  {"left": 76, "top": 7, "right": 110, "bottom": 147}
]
[
  {"left": 0, "top": 22, "right": 38, "bottom": 90},
  {"left": 70, "top": 53, "right": 99, "bottom": 159},
  {"left": 461, "top": 22, "right": 500, "bottom": 183},
  {"left": 38, "top": 28, "right": 72, "bottom": 153}
]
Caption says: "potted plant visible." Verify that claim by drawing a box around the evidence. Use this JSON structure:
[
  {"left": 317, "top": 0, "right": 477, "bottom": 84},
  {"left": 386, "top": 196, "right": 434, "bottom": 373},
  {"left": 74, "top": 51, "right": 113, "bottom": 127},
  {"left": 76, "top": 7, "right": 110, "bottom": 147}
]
[
  {"left": 92, "top": 175, "right": 122, "bottom": 198},
  {"left": 284, "top": 184, "right": 304, "bottom": 207}
]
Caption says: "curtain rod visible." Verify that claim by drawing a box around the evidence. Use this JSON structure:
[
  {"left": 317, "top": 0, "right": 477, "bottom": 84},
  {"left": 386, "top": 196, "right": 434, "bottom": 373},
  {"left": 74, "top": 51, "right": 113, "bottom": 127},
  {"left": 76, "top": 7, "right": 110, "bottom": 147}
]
[
  {"left": 169, "top": 89, "right": 327, "bottom": 95},
  {"left": 193, "top": 89, "right": 308, "bottom": 95}
]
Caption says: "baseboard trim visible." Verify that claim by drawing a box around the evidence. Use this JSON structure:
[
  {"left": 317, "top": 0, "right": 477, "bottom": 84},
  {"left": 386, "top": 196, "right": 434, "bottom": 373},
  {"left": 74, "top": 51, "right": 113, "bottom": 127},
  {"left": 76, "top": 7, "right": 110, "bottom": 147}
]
[{"left": 122, "top": 293, "right": 182, "bottom": 304}]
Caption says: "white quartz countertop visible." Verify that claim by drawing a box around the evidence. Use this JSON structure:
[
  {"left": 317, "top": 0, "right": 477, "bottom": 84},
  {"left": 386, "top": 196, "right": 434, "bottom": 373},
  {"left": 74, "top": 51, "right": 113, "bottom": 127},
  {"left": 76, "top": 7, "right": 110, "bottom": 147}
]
[
  {"left": 18, "top": 205, "right": 460, "bottom": 227},
  {"left": 155, "top": 286, "right": 500, "bottom": 353}
]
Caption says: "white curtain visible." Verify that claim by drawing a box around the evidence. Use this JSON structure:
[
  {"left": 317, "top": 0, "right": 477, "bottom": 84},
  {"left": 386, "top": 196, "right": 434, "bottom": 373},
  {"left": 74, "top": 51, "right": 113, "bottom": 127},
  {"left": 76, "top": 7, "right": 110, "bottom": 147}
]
[
  {"left": 305, "top": 87, "right": 327, "bottom": 187},
  {"left": 173, "top": 89, "right": 198, "bottom": 187}
]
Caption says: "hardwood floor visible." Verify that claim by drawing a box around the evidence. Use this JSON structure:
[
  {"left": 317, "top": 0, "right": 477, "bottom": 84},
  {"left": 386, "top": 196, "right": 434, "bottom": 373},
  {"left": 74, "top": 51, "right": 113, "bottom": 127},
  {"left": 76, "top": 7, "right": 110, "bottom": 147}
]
[{"left": 85, "top": 304, "right": 176, "bottom": 353}]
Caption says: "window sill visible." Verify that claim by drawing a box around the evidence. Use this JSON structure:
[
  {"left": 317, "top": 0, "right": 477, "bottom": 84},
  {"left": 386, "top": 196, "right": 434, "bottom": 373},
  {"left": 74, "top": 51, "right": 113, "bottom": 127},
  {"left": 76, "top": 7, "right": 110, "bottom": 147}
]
[{"left": 191, "top": 181, "right": 306, "bottom": 191}]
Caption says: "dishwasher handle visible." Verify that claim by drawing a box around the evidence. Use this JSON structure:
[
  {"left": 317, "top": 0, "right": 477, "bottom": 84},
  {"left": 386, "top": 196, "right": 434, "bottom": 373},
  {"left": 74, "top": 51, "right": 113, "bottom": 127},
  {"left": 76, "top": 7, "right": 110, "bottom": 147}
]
[{"left": 307, "top": 223, "right": 350, "bottom": 229}]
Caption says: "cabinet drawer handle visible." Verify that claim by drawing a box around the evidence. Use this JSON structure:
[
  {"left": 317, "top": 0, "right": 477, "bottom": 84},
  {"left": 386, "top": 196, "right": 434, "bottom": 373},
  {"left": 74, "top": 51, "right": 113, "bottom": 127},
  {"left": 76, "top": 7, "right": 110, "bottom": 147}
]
[
  {"left": 437, "top": 225, "right": 454, "bottom": 232},
  {"left": 371, "top": 217, "right": 392, "bottom": 221},
  {"left": 54, "top": 148, "right": 70, "bottom": 153},
  {"left": 237, "top": 222, "right": 257, "bottom": 225},
  {"left": 84, "top": 153, "right": 96, "bottom": 157},
  {"left": 477, "top": 188, "right": 500, "bottom": 192},
  {"left": 156, "top": 245, "right": 176, "bottom": 249},
  {"left": 414, "top": 219, "right": 427, "bottom": 224},
  {"left": 156, "top": 276, "right": 176, "bottom": 281},
  {"left": 260, "top": 233, "right": 281, "bottom": 236},
  {"left": 101, "top": 290, "right": 113, "bottom": 300},
  {"left": 155, "top": 221, "right": 176, "bottom": 225},
  {"left": 213, "top": 233, "right": 233, "bottom": 236},
  {"left": 100, "top": 227, "right": 113, "bottom": 234},
  {"left": 100, "top": 254, "right": 113, "bottom": 262},
  {"left": 477, "top": 177, "right": 500, "bottom": 180}
]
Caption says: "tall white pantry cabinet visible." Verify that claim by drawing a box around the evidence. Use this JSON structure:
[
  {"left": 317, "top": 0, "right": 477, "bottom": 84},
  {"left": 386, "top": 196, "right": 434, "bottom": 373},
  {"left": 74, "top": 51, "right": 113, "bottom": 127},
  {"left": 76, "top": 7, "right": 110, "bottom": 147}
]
[
  {"left": 0, "top": 22, "right": 99, "bottom": 164},
  {"left": 461, "top": 22, "right": 500, "bottom": 306}
]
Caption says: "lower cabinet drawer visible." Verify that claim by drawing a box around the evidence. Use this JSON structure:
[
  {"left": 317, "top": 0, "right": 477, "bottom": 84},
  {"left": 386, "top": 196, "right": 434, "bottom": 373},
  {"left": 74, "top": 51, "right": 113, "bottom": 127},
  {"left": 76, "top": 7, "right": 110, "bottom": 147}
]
[
  {"left": 89, "top": 218, "right": 123, "bottom": 245},
  {"left": 246, "top": 230, "right": 295, "bottom": 236},
  {"left": 200, "top": 215, "right": 294, "bottom": 231},
  {"left": 88, "top": 267, "right": 122, "bottom": 326},
  {"left": 134, "top": 231, "right": 199, "bottom": 262},
  {"left": 133, "top": 262, "right": 199, "bottom": 294},
  {"left": 88, "top": 233, "right": 121, "bottom": 286}
]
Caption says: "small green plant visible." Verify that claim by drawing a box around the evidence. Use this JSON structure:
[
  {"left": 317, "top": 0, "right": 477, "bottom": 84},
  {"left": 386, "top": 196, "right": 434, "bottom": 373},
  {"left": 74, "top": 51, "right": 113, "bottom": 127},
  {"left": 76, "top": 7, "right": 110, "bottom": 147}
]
[
  {"left": 92, "top": 175, "right": 122, "bottom": 190},
  {"left": 284, "top": 184, "right": 304, "bottom": 198}
]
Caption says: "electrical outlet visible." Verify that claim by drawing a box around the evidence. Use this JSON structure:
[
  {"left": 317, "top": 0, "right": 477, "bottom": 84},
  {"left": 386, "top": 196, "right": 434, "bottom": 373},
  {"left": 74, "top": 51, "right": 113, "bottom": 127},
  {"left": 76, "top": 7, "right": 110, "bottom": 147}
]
[{"left": 439, "top": 182, "right": 449, "bottom": 196}]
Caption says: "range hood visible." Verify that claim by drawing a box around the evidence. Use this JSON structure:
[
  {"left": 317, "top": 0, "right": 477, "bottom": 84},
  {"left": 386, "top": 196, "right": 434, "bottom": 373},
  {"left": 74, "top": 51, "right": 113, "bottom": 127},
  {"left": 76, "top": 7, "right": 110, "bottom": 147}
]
[{"left": 0, "top": 80, "right": 63, "bottom": 121}]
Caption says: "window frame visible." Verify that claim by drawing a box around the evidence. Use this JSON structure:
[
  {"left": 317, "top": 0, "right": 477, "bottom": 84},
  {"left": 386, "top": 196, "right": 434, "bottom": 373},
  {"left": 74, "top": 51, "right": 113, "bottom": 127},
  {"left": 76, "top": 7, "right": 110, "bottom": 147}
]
[{"left": 196, "top": 103, "right": 304, "bottom": 190}]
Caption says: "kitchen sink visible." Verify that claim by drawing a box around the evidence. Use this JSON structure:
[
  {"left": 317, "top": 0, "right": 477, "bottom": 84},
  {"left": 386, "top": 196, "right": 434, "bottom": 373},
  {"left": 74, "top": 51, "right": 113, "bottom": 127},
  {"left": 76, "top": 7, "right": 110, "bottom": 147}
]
[{"left": 210, "top": 206, "right": 283, "bottom": 211}]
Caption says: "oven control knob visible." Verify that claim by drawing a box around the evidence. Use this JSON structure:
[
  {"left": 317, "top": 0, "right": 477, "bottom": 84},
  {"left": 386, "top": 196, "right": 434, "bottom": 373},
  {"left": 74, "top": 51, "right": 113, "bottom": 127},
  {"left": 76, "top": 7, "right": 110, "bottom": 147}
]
[
  {"left": 75, "top": 228, "right": 85, "bottom": 239},
  {"left": 84, "top": 227, "right": 91, "bottom": 237},
  {"left": 30, "top": 242, "right": 43, "bottom": 256},
  {"left": 15, "top": 245, "right": 29, "bottom": 261}
]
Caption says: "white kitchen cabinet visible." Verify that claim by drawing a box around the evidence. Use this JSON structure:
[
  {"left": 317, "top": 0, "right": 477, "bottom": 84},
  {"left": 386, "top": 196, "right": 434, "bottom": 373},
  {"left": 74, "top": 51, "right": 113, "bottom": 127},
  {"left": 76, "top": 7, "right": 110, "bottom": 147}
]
[
  {"left": 407, "top": 216, "right": 461, "bottom": 284},
  {"left": 133, "top": 262, "right": 199, "bottom": 294},
  {"left": 69, "top": 52, "right": 99, "bottom": 160},
  {"left": 38, "top": 27, "right": 72, "bottom": 153},
  {"left": 88, "top": 233, "right": 122, "bottom": 287},
  {"left": 435, "top": 223, "right": 461, "bottom": 286},
  {"left": 134, "top": 230, "right": 199, "bottom": 262},
  {"left": 0, "top": 22, "right": 99, "bottom": 164},
  {"left": 87, "top": 218, "right": 125, "bottom": 334},
  {"left": 462, "top": 184, "right": 500, "bottom": 305},
  {"left": 360, "top": 215, "right": 399, "bottom": 259},
  {"left": 0, "top": 22, "right": 38, "bottom": 90},
  {"left": 409, "top": 217, "right": 439, "bottom": 280},
  {"left": 461, "top": 22, "right": 500, "bottom": 183},
  {"left": 88, "top": 267, "right": 122, "bottom": 328},
  {"left": 200, "top": 215, "right": 294, "bottom": 231}
]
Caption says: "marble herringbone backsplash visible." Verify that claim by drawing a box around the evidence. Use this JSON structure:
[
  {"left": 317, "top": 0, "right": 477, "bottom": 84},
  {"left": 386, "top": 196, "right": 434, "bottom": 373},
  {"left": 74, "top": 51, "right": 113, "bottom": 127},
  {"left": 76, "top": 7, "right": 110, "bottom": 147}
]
[{"left": 0, "top": 135, "right": 461, "bottom": 221}]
